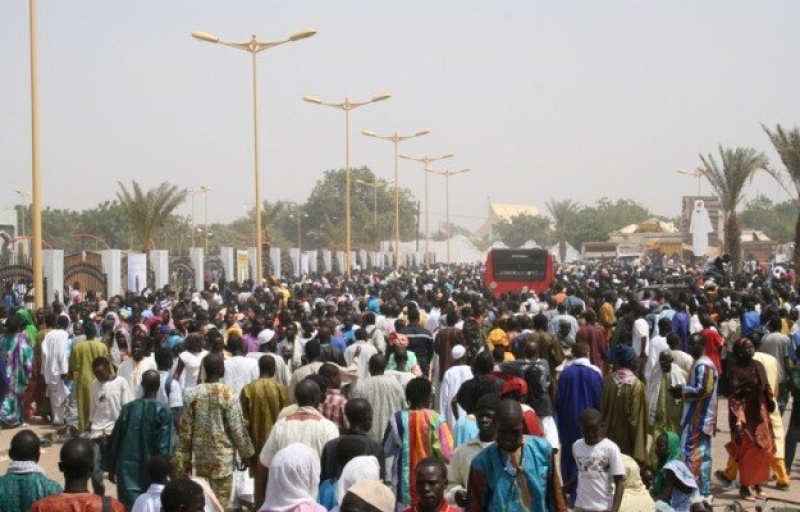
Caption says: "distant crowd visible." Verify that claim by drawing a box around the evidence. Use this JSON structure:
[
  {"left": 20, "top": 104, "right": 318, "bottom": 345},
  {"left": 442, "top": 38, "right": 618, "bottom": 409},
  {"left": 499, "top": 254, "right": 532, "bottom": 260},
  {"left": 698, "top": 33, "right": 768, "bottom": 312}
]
[{"left": 0, "top": 257, "right": 797, "bottom": 512}]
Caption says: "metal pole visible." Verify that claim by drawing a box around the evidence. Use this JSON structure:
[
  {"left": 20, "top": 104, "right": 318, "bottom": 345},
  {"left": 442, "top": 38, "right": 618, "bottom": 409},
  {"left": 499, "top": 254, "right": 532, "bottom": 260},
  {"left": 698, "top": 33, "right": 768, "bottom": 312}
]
[
  {"left": 190, "top": 189, "right": 195, "bottom": 248},
  {"left": 446, "top": 173, "right": 451, "bottom": 264},
  {"left": 393, "top": 138, "right": 400, "bottom": 269},
  {"left": 21, "top": 203, "right": 26, "bottom": 239},
  {"left": 29, "top": 0, "right": 44, "bottom": 308},
  {"left": 344, "top": 102, "right": 351, "bottom": 277},
  {"left": 297, "top": 214, "right": 302, "bottom": 253},
  {"left": 373, "top": 184, "right": 378, "bottom": 252},
  {"left": 204, "top": 190, "right": 209, "bottom": 254},
  {"left": 425, "top": 167, "right": 430, "bottom": 267},
  {"left": 251, "top": 50, "right": 263, "bottom": 283}
]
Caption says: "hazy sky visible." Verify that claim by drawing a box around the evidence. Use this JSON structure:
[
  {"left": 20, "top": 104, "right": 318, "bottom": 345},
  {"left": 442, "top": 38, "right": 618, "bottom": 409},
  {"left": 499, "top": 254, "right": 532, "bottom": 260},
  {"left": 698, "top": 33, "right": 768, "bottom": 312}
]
[{"left": 2, "top": 1, "right": 800, "bottom": 232}]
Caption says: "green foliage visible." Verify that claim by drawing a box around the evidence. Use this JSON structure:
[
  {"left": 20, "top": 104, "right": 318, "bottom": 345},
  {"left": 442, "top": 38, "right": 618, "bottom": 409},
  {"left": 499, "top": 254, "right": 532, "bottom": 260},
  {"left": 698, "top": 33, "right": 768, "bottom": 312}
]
[
  {"left": 300, "top": 166, "right": 417, "bottom": 250},
  {"left": 762, "top": 123, "right": 800, "bottom": 266},
  {"left": 494, "top": 214, "right": 554, "bottom": 249},
  {"left": 116, "top": 181, "right": 188, "bottom": 251},
  {"left": 431, "top": 222, "right": 471, "bottom": 242},
  {"left": 564, "top": 198, "right": 654, "bottom": 251},
  {"left": 739, "top": 195, "right": 798, "bottom": 243},
  {"left": 699, "top": 146, "right": 769, "bottom": 273}
]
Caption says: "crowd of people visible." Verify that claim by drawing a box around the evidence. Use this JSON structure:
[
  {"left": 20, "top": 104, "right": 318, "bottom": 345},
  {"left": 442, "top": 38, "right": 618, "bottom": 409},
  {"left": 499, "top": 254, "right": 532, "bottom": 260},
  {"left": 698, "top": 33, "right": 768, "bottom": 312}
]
[{"left": 0, "top": 258, "right": 797, "bottom": 512}]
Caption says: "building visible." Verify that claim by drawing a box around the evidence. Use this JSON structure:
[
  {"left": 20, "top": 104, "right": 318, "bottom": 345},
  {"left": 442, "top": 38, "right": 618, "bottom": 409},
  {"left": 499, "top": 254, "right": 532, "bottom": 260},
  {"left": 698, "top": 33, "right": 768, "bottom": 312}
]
[
  {"left": 473, "top": 203, "right": 540, "bottom": 239},
  {"left": 607, "top": 218, "right": 685, "bottom": 261}
]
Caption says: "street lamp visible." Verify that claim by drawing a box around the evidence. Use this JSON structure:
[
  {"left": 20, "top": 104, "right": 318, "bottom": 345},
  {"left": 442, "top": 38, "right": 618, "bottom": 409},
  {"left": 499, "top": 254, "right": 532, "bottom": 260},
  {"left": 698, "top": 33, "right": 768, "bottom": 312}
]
[
  {"left": 399, "top": 152, "right": 454, "bottom": 266},
  {"left": 303, "top": 93, "right": 391, "bottom": 276},
  {"left": 192, "top": 27, "right": 316, "bottom": 284},
  {"left": 289, "top": 207, "right": 309, "bottom": 253},
  {"left": 427, "top": 168, "right": 470, "bottom": 264},
  {"left": 15, "top": 190, "right": 31, "bottom": 238},
  {"left": 677, "top": 168, "right": 706, "bottom": 196},
  {"left": 362, "top": 128, "right": 429, "bottom": 268},
  {"left": 355, "top": 178, "right": 393, "bottom": 252},
  {"left": 199, "top": 185, "right": 211, "bottom": 254}
]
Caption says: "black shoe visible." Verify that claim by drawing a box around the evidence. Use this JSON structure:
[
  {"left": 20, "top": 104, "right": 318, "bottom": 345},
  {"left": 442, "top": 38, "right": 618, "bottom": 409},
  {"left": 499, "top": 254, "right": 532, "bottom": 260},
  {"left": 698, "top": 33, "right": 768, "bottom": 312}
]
[
  {"left": 776, "top": 482, "right": 790, "bottom": 491},
  {"left": 714, "top": 469, "right": 732, "bottom": 485}
]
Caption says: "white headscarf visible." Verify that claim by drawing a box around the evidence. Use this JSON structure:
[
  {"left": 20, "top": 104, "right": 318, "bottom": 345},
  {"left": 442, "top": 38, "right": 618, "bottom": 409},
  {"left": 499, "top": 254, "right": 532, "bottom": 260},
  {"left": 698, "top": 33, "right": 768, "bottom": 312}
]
[
  {"left": 334, "top": 456, "right": 381, "bottom": 509},
  {"left": 259, "top": 444, "right": 321, "bottom": 512}
]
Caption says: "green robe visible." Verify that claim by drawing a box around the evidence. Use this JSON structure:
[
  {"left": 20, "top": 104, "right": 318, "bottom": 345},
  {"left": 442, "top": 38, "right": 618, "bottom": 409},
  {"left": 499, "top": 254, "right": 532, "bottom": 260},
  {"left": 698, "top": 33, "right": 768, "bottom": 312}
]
[
  {"left": 102, "top": 398, "right": 174, "bottom": 510},
  {"left": 68, "top": 338, "right": 109, "bottom": 432},
  {"left": 600, "top": 371, "right": 648, "bottom": 465},
  {"left": 0, "top": 470, "right": 62, "bottom": 512}
]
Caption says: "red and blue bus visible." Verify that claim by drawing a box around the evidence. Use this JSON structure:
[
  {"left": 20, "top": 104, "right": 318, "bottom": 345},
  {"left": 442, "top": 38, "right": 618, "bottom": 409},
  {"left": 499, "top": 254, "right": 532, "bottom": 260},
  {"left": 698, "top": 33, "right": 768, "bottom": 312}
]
[{"left": 484, "top": 248, "right": 555, "bottom": 297}]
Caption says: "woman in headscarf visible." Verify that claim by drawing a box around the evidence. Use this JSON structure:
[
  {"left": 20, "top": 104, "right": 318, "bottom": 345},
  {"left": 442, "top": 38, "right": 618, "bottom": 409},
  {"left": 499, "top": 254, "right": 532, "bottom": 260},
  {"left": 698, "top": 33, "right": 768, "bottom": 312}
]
[
  {"left": 652, "top": 431, "right": 681, "bottom": 497},
  {"left": 652, "top": 432, "right": 700, "bottom": 512},
  {"left": 619, "top": 454, "right": 655, "bottom": 512},
  {"left": 331, "top": 455, "right": 380, "bottom": 512},
  {"left": 18, "top": 309, "right": 45, "bottom": 421},
  {"left": 725, "top": 337, "right": 774, "bottom": 501},
  {"left": 0, "top": 314, "right": 34, "bottom": 427},
  {"left": 260, "top": 443, "right": 326, "bottom": 512}
]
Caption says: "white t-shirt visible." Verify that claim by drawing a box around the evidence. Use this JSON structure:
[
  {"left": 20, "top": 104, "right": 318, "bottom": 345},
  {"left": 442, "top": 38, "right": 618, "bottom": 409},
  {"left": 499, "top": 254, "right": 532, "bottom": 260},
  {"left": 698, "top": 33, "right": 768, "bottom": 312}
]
[
  {"left": 631, "top": 318, "right": 650, "bottom": 356},
  {"left": 573, "top": 437, "right": 625, "bottom": 511},
  {"left": 90, "top": 376, "right": 134, "bottom": 438}
]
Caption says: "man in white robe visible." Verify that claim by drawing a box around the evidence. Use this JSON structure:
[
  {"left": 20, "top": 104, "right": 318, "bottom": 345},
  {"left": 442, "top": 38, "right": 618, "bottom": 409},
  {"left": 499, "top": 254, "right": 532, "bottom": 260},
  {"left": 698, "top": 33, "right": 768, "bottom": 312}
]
[{"left": 41, "top": 315, "right": 71, "bottom": 425}]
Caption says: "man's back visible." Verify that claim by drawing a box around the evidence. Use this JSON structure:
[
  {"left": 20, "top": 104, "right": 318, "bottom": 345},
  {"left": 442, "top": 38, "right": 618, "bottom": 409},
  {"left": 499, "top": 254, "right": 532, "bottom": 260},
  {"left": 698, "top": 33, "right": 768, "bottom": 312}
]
[
  {"left": 30, "top": 493, "right": 125, "bottom": 512},
  {"left": 351, "top": 375, "right": 407, "bottom": 442},
  {"left": 0, "top": 470, "right": 62, "bottom": 512}
]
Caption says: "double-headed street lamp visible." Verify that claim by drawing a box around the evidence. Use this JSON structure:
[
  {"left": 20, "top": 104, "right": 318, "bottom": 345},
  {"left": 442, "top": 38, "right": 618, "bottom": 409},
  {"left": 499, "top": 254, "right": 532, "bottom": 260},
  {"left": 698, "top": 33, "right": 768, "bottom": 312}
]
[
  {"left": 427, "top": 168, "right": 470, "bottom": 264},
  {"left": 192, "top": 27, "right": 316, "bottom": 283},
  {"left": 354, "top": 178, "right": 393, "bottom": 252},
  {"left": 677, "top": 168, "right": 706, "bottom": 196},
  {"left": 362, "top": 128, "right": 429, "bottom": 268},
  {"left": 398, "top": 153, "right": 454, "bottom": 266},
  {"left": 303, "top": 94, "right": 391, "bottom": 277}
]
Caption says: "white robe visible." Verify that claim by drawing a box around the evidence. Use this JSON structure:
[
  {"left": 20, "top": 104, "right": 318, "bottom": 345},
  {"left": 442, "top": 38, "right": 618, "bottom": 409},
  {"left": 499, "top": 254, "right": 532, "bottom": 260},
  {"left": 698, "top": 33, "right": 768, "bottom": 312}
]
[
  {"left": 439, "top": 365, "right": 473, "bottom": 428},
  {"left": 689, "top": 200, "right": 712, "bottom": 256}
]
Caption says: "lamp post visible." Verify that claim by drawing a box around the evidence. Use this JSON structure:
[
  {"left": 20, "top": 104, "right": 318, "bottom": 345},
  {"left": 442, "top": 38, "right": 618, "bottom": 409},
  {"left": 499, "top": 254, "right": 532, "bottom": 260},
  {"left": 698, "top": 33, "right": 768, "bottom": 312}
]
[
  {"left": 354, "top": 178, "right": 392, "bottom": 252},
  {"left": 28, "top": 0, "right": 43, "bottom": 307},
  {"left": 192, "top": 27, "right": 316, "bottom": 284},
  {"left": 15, "top": 190, "right": 31, "bottom": 238},
  {"left": 677, "top": 168, "right": 706, "bottom": 196},
  {"left": 362, "top": 128, "right": 429, "bottom": 268},
  {"left": 289, "top": 207, "right": 309, "bottom": 253},
  {"left": 399, "top": 152, "right": 454, "bottom": 267},
  {"left": 427, "top": 168, "right": 470, "bottom": 264},
  {"left": 199, "top": 185, "right": 211, "bottom": 254},
  {"left": 303, "top": 93, "right": 391, "bottom": 277}
]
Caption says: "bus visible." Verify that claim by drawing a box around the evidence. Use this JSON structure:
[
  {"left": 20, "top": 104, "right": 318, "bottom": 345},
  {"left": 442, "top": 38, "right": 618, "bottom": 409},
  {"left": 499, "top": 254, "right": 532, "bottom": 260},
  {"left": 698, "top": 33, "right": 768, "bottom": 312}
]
[{"left": 484, "top": 248, "right": 555, "bottom": 297}]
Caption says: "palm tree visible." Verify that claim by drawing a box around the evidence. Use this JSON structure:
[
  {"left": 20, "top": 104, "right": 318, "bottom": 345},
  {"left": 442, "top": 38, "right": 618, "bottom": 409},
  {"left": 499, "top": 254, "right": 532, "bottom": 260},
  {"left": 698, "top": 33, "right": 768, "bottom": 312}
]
[
  {"left": 699, "top": 146, "right": 769, "bottom": 275},
  {"left": 545, "top": 198, "right": 582, "bottom": 263},
  {"left": 315, "top": 214, "right": 346, "bottom": 251},
  {"left": 116, "top": 181, "right": 188, "bottom": 251},
  {"left": 762, "top": 123, "right": 800, "bottom": 268}
]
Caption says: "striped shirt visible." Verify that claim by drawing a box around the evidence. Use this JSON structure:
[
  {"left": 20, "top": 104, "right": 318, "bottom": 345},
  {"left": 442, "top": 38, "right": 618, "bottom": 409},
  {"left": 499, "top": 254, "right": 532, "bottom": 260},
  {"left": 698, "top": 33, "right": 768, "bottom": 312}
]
[{"left": 680, "top": 356, "right": 718, "bottom": 436}]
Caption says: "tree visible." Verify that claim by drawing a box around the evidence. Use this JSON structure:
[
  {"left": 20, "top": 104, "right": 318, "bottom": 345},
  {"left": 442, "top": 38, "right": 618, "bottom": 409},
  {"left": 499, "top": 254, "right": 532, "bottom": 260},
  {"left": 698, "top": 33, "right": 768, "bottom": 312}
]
[
  {"left": 546, "top": 199, "right": 582, "bottom": 262},
  {"left": 566, "top": 198, "right": 655, "bottom": 250},
  {"left": 740, "top": 195, "right": 797, "bottom": 243},
  {"left": 431, "top": 221, "right": 471, "bottom": 242},
  {"left": 762, "top": 123, "right": 800, "bottom": 267},
  {"left": 116, "top": 181, "right": 188, "bottom": 251},
  {"left": 494, "top": 214, "right": 553, "bottom": 248},
  {"left": 302, "top": 167, "right": 417, "bottom": 250},
  {"left": 699, "top": 146, "right": 769, "bottom": 274}
]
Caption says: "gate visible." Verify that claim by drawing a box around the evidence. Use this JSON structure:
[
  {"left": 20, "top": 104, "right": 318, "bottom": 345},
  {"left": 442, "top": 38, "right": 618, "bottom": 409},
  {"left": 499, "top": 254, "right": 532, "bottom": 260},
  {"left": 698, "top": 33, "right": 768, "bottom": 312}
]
[
  {"left": 169, "top": 256, "right": 194, "bottom": 291},
  {"left": 64, "top": 252, "right": 107, "bottom": 298}
]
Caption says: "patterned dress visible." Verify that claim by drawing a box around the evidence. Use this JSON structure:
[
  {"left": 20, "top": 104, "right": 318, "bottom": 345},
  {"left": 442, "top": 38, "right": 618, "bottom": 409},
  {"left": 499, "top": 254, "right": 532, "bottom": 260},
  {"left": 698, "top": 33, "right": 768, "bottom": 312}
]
[
  {"left": 385, "top": 408, "right": 454, "bottom": 506},
  {"left": 0, "top": 332, "right": 34, "bottom": 427}
]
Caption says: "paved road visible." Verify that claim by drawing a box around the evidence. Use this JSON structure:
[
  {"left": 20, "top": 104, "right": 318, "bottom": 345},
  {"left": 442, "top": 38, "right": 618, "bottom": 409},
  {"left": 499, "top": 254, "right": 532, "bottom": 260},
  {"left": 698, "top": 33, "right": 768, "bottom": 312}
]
[{"left": 0, "top": 398, "right": 797, "bottom": 508}]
